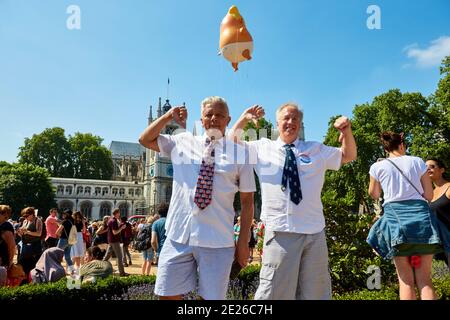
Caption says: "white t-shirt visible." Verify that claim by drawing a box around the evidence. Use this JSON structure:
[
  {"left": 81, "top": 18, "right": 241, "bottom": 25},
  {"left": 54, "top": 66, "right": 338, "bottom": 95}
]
[
  {"left": 157, "top": 132, "right": 256, "bottom": 248},
  {"left": 247, "top": 137, "right": 342, "bottom": 234},
  {"left": 369, "top": 155, "right": 427, "bottom": 204}
]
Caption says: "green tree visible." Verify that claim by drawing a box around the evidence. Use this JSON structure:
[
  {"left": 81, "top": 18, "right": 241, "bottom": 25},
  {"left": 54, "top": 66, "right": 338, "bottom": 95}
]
[
  {"left": 411, "top": 56, "right": 450, "bottom": 167},
  {"left": 18, "top": 127, "right": 73, "bottom": 177},
  {"left": 18, "top": 128, "right": 113, "bottom": 180},
  {"left": 69, "top": 133, "right": 113, "bottom": 180},
  {"left": 322, "top": 89, "right": 433, "bottom": 292},
  {"left": 0, "top": 162, "right": 57, "bottom": 219},
  {"left": 321, "top": 57, "right": 450, "bottom": 292},
  {"left": 243, "top": 118, "right": 274, "bottom": 141}
]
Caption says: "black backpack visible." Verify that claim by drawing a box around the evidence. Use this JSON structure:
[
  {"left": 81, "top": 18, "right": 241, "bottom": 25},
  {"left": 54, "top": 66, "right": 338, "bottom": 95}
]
[{"left": 133, "top": 225, "right": 152, "bottom": 251}]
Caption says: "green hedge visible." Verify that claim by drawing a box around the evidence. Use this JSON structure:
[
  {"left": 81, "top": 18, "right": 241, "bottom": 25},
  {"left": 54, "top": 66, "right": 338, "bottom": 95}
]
[
  {"left": 1, "top": 265, "right": 448, "bottom": 300},
  {"left": 0, "top": 266, "right": 260, "bottom": 301},
  {"left": 335, "top": 276, "right": 450, "bottom": 300},
  {"left": 334, "top": 286, "right": 399, "bottom": 300},
  {"left": 0, "top": 275, "right": 155, "bottom": 301}
]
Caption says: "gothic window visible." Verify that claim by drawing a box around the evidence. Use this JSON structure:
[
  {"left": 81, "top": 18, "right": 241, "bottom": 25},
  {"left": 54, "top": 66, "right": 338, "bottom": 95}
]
[
  {"left": 112, "top": 188, "right": 118, "bottom": 196},
  {"left": 119, "top": 188, "right": 125, "bottom": 196},
  {"left": 131, "top": 162, "right": 138, "bottom": 177},
  {"left": 80, "top": 201, "right": 93, "bottom": 219},
  {"left": 118, "top": 202, "right": 129, "bottom": 216},
  {"left": 85, "top": 187, "right": 91, "bottom": 195},
  {"left": 100, "top": 202, "right": 112, "bottom": 217},
  {"left": 102, "top": 187, "right": 109, "bottom": 196},
  {"left": 57, "top": 185, "right": 64, "bottom": 194},
  {"left": 59, "top": 200, "right": 73, "bottom": 212},
  {"left": 94, "top": 187, "right": 101, "bottom": 195},
  {"left": 135, "top": 189, "right": 141, "bottom": 196},
  {"left": 65, "top": 186, "right": 73, "bottom": 195},
  {"left": 77, "top": 186, "right": 83, "bottom": 195},
  {"left": 165, "top": 186, "right": 172, "bottom": 203},
  {"left": 129, "top": 189, "right": 134, "bottom": 197},
  {"left": 114, "top": 162, "right": 121, "bottom": 177}
]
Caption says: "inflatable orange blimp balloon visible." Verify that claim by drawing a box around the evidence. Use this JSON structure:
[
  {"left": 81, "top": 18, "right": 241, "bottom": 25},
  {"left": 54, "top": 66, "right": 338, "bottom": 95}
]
[{"left": 219, "top": 5, "right": 253, "bottom": 72}]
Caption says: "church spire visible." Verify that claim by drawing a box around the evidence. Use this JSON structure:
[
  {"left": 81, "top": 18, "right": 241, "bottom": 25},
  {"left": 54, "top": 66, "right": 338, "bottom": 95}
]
[
  {"left": 157, "top": 97, "right": 162, "bottom": 118},
  {"left": 148, "top": 105, "right": 153, "bottom": 125}
]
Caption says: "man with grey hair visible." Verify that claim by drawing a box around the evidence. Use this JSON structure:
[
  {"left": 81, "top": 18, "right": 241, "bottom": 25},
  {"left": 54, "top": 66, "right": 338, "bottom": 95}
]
[
  {"left": 139, "top": 96, "right": 256, "bottom": 300},
  {"left": 231, "top": 103, "right": 356, "bottom": 300}
]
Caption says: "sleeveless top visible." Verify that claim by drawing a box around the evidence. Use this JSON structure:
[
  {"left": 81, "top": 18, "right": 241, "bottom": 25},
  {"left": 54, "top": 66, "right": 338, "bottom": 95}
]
[
  {"left": 22, "top": 217, "right": 42, "bottom": 244},
  {"left": 430, "top": 186, "right": 450, "bottom": 230}
]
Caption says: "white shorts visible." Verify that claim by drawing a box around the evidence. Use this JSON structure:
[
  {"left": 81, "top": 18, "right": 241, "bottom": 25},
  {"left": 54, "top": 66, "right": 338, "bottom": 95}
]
[{"left": 154, "top": 239, "right": 235, "bottom": 300}]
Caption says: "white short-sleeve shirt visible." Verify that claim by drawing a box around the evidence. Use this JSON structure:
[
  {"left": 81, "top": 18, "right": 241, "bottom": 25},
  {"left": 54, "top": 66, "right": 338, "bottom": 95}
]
[
  {"left": 157, "top": 132, "right": 256, "bottom": 248},
  {"left": 247, "top": 137, "right": 342, "bottom": 234},
  {"left": 369, "top": 155, "right": 427, "bottom": 204}
]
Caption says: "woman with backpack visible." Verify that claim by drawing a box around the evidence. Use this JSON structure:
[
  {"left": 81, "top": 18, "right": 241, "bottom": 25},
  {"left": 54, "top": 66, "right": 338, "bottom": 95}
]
[
  {"left": 136, "top": 215, "right": 156, "bottom": 276},
  {"left": 56, "top": 209, "right": 75, "bottom": 274},
  {"left": 93, "top": 216, "right": 109, "bottom": 251},
  {"left": 367, "top": 132, "right": 443, "bottom": 300}
]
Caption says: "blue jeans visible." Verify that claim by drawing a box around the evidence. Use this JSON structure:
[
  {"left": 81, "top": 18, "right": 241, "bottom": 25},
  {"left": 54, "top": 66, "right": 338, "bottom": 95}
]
[{"left": 57, "top": 238, "right": 73, "bottom": 267}]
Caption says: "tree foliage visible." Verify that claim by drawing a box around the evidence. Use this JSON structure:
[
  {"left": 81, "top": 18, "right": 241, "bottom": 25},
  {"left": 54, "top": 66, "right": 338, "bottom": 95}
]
[
  {"left": 18, "top": 128, "right": 113, "bottom": 180},
  {"left": 18, "top": 127, "right": 73, "bottom": 177},
  {"left": 0, "top": 162, "right": 56, "bottom": 219},
  {"left": 322, "top": 56, "right": 450, "bottom": 292},
  {"left": 412, "top": 56, "right": 450, "bottom": 166},
  {"left": 69, "top": 133, "right": 113, "bottom": 180}
]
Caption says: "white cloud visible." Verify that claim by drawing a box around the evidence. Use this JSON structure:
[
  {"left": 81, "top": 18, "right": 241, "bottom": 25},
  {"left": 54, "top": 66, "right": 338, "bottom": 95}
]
[{"left": 404, "top": 36, "right": 450, "bottom": 68}]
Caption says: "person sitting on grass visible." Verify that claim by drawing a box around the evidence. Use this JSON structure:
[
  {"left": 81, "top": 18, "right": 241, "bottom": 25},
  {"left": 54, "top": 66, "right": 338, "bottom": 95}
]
[
  {"left": 80, "top": 245, "right": 113, "bottom": 283},
  {"left": 30, "top": 247, "right": 66, "bottom": 284}
]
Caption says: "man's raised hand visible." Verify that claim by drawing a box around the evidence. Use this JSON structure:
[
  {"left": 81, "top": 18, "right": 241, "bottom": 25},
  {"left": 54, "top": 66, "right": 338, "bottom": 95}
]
[
  {"left": 333, "top": 116, "right": 351, "bottom": 143},
  {"left": 171, "top": 106, "right": 187, "bottom": 129},
  {"left": 243, "top": 105, "right": 265, "bottom": 127}
]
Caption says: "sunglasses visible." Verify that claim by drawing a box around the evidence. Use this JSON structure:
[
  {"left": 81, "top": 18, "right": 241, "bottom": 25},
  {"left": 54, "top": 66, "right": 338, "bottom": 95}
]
[{"left": 427, "top": 164, "right": 437, "bottom": 169}]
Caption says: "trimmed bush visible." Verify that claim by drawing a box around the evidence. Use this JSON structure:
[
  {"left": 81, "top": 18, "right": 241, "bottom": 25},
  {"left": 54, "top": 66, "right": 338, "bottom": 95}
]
[
  {"left": 334, "top": 287, "right": 399, "bottom": 300},
  {"left": 0, "top": 275, "right": 155, "bottom": 301},
  {"left": 1, "top": 265, "right": 448, "bottom": 300},
  {"left": 335, "top": 272, "right": 450, "bottom": 300}
]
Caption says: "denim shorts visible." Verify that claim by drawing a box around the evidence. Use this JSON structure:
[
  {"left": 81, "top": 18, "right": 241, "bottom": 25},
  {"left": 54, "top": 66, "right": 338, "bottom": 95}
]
[
  {"left": 142, "top": 248, "right": 154, "bottom": 262},
  {"left": 367, "top": 200, "right": 443, "bottom": 259}
]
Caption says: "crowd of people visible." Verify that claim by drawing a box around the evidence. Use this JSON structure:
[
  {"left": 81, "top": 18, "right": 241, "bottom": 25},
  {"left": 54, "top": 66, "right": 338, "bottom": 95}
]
[{"left": 0, "top": 203, "right": 168, "bottom": 286}]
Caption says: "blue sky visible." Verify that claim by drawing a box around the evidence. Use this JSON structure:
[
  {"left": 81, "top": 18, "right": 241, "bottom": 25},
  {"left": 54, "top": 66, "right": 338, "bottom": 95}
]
[{"left": 1, "top": 0, "right": 449, "bottom": 163}]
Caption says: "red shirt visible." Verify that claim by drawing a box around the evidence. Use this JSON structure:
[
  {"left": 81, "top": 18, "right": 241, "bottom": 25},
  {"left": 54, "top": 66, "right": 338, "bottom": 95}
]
[
  {"left": 107, "top": 218, "right": 121, "bottom": 243},
  {"left": 45, "top": 215, "right": 59, "bottom": 240}
]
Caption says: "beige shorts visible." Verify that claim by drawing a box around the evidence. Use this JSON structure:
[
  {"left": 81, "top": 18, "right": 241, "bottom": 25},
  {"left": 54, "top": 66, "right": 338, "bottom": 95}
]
[{"left": 255, "top": 229, "right": 331, "bottom": 300}]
